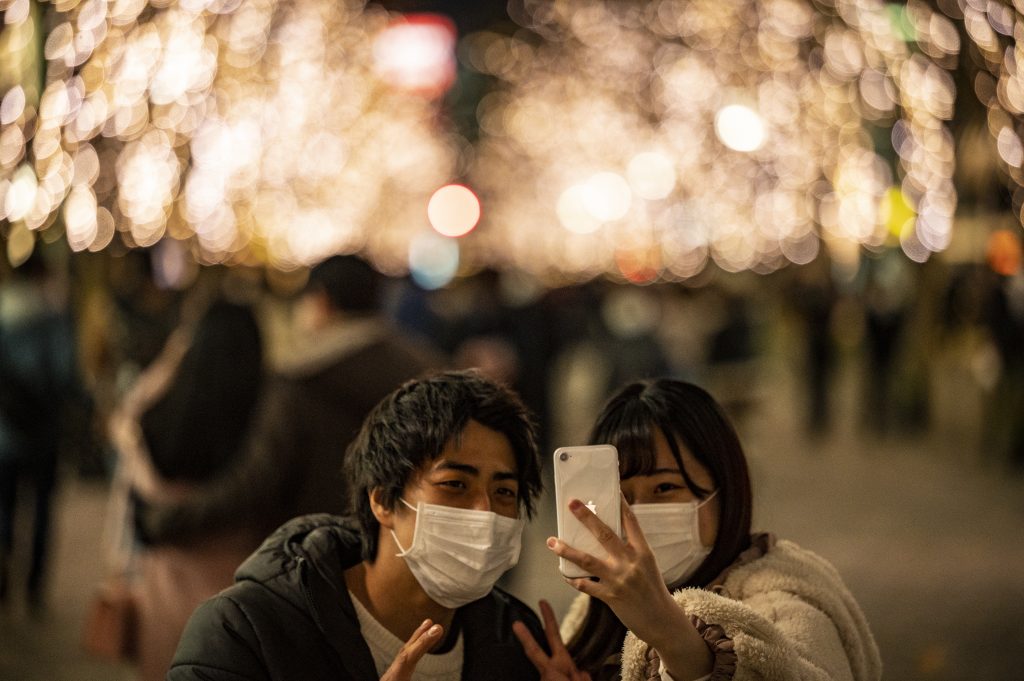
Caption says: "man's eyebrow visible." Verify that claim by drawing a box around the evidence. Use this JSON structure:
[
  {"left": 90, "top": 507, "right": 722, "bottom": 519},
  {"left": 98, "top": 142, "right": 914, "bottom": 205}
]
[
  {"left": 434, "top": 461, "right": 479, "bottom": 475},
  {"left": 433, "top": 460, "right": 519, "bottom": 482}
]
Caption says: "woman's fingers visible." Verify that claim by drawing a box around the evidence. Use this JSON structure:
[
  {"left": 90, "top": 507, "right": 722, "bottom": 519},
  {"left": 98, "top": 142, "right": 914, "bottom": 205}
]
[
  {"left": 512, "top": 620, "right": 551, "bottom": 671},
  {"left": 547, "top": 536, "right": 607, "bottom": 580},
  {"left": 618, "top": 492, "right": 651, "bottom": 552},
  {"left": 565, "top": 574, "right": 610, "bottom": 601},
  {"left": 568, "top": 498, "right": 625, "bottom": 553}
]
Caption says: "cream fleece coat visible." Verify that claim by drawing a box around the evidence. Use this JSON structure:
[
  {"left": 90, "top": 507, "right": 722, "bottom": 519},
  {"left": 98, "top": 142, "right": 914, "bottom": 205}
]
[{"left": 562, "top": 539, "right": 882, "bottom": 681}]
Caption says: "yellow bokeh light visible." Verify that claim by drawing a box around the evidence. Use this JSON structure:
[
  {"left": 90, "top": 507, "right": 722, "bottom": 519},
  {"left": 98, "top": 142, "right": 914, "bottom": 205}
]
[{"left": 881, "top": 187, "right": 916, "bottom": 238}]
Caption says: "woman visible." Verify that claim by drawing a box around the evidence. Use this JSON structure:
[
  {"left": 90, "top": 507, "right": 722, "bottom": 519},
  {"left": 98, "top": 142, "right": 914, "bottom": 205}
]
[
  {"left": 513, "top": 378, "right": 881, "bottom": 681},
  {"left": 107, "top": 298, "right": 266, "bottom": 681}
]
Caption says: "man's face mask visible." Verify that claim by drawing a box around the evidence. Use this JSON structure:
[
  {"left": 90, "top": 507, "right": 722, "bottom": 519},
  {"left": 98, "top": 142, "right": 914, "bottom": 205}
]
[{"left": 391, "top": 499, "right": 524, "bottom": 608}]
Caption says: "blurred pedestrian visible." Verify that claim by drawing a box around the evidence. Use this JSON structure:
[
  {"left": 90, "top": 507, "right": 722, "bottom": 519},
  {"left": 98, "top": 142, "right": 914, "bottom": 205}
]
[
  {"left": 0, "top": 250, "right": 81, "bottom": 609},
  {"left": 982, "top": 230, "right": 1024, "bottom": 470},
  {"left": 245, "top": 254, "right": 446, "bottom": 532},
  {"left": 107, "top": 297, "right": 266, "bottom": 681},
  {"left": 789, "top": 259, "right": 838, "bottom": 436},
  {"left": 860, "top": 252, "right": 914, "bottom": 434}
]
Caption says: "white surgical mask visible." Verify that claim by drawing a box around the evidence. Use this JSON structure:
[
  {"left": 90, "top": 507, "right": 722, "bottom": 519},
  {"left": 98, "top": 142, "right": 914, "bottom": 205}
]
[
  {"left": 390, "top": 499, "right": 524, "bottom": 608},
  {"left": 632, "top": 491, "right": 717, "bottom": 587}
]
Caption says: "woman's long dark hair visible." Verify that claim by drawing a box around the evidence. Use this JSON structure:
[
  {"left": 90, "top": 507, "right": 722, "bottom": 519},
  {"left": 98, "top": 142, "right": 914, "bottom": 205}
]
[
  {"left": 140, "top": 300, "right": 263, "bottom": 482},
  {"left": 567, "top": 378, "right": 753, "bottom": 680}
]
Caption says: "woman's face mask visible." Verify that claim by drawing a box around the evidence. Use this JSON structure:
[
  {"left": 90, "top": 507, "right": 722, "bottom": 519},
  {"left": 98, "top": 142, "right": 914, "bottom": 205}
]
[
  {"left": 631, "top": 491, "right": 717, "bottom": 587},
  {"left": 391, "top": 499, "right": 524, "bottom": 608}
]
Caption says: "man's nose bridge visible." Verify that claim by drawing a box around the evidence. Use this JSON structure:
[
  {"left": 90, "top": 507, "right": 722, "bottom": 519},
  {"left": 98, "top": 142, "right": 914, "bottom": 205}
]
[{"left": 472, "top": 490, "right": 492, "bottom": 512}]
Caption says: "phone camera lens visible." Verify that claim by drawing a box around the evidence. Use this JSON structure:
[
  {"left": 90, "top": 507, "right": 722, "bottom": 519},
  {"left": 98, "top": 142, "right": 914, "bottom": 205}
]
[{"left": 559, "top": 452, "right": 569, "bottom": 461}]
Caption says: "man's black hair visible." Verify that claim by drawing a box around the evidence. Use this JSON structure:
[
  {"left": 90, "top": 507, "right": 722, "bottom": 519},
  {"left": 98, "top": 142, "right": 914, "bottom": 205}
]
[
  {"left": 344, "top": 369, "right": 542, "bottom": 562},
  {"left": 306, "top": 254, "right": 381, "bottom": 314}
]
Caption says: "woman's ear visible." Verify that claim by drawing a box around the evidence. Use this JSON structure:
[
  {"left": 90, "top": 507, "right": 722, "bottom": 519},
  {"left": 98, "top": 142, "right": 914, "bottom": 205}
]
[{"left": 369, "top": 488, "right": 395, "bottom": 529}]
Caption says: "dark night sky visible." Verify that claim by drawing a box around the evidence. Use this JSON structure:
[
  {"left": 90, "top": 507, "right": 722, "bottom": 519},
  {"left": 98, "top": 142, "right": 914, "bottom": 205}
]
[{"left": 378, "top": 0, "right": 514, "bottom": 34}]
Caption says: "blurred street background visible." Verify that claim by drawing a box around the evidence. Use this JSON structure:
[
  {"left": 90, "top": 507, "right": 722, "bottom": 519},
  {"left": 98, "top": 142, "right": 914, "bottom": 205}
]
[
  {"left": 1, "top": 282, "right": 1023, "bottom": 680},
  {"left": 4, "top": 0, "right": 1024, "bottom": 679}
]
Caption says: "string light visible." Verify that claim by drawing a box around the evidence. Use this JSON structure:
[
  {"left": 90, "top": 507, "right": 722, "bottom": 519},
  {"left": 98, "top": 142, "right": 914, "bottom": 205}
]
[
  {"left": 469, "top": 0, "right": 967, "bottom": 280},
  {"left": 0, "top": 0, "right": 1019, "bottom": 281},
  {"left": 0, "top": 0, "right": 459, "bottom": 270}
]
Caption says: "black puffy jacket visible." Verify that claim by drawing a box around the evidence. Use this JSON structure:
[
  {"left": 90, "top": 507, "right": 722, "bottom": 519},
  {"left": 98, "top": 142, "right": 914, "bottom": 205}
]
[{"left": 169, "top": 514, "right": 544, "bottom": 681}]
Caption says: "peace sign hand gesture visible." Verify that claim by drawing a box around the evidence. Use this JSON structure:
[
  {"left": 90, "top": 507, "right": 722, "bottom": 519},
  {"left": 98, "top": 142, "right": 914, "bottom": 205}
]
[{"left": 512, "top": 600, "right": 592, "bottom": 681}]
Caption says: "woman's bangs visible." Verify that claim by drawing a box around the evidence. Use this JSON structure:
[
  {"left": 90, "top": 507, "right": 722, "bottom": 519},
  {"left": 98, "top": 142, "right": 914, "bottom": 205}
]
[{"left": 607, "top": 421, "right": 658, "bottom": 479}]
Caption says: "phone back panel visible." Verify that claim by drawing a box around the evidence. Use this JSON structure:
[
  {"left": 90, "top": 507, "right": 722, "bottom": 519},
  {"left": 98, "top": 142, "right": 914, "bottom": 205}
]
[{"left": 553, "top": 445, "right": 621, "bottom": 578}]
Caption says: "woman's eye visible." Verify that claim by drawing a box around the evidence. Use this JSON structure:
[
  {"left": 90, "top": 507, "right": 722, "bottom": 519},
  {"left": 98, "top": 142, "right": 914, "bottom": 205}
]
[{"left": 654, "top": 482, "right": 682, "bottom": 494}]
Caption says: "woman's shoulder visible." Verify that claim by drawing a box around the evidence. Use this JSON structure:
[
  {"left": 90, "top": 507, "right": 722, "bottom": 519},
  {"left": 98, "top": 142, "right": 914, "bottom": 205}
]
[
  {"left": 746, "top": 538, "right": 848, "bottom": 583},
  {"left": 559, "top": 592, "right": 591, "bottom": 642},
  {"left": 715, "top": 535, "right": 861, "bottom": 615}
]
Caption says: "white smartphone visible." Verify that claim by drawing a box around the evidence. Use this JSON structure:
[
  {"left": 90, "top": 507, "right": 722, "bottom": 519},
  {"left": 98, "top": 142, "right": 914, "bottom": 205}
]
[{"left": 552, "top": 444, "right": 622, "bottom": 579}]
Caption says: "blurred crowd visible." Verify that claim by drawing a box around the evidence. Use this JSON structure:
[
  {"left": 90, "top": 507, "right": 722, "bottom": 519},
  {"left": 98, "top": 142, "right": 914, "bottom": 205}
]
[{"left": 0, "top": 233, "right": 1022, "bottom": 677}]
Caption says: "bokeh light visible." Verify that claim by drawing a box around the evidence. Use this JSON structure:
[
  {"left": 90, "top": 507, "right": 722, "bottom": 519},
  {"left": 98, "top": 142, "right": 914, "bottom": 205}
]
[
  {"left": 467, "top": 0, "right": 971, "bottom": 281},
  {"left": 427, "top": 184, "right": 481, "bottom": 237},
  {"left": 0, "top": 0, "right": 1022, "bottom": 280},
  {"left": 409, "top": 230, "right": 459, "bottom": 289},
  {"left": 714, "top": 105, "right": 766, "bottom": 153},
  {"left": 0, "top": 0, "right": 460, "bottom": 270},
  {"left": 373, "top": 14, "right": 457, "bottom": 97}
]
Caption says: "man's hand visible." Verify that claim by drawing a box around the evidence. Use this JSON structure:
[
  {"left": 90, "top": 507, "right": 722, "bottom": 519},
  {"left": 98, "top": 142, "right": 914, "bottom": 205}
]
[
  {"left": 380, "top": 619, "right": 444, "bottom": 681},
  {"left": 512, "top": 600, "right": 592, "bottom": 681}
]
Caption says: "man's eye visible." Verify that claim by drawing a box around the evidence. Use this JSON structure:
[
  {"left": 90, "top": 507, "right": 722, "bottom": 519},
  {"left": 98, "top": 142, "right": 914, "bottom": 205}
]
[
  {"left": 438, "top": 479, "right": 466, "bottom": 489},
  {"left": 496, "top": 487, "right": 518, "bottom": 498}
]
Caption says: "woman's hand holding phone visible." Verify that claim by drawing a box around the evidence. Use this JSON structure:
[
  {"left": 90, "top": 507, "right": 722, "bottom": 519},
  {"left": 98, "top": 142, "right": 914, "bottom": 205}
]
[
  {"left": 549, "top": 445, "right": 712, "bottom": 680},
  {"left": 546, "top": 493, "right": 697, "bottom": 662}
]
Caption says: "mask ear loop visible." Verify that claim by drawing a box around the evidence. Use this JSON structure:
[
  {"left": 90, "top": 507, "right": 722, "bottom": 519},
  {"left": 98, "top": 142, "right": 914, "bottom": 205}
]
[
  {"left": 391, "top": 498, "right": 420, "bottom": 557},
  {"left": 696, "top": 489, "right": 718, "bottom": 508},
  {"left": 691, "top": 489, "right": 717, "bottom": 554}
]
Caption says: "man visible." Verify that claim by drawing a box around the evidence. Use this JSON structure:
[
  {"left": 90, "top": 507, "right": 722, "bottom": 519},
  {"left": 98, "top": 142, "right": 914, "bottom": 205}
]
[
  {"left": 254, "top": 254, "right": 446, "bottom": 531},
  {"left": 169, "top": 371, "right": 546, "bottom": 680}
]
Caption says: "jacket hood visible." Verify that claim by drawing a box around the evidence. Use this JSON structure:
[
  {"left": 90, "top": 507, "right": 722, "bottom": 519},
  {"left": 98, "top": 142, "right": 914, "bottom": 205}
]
[
  {"left": 236, "top": 513, "right": 364, "bottom": 591},
  {"left": 271, "top": 318, "right": 387, "bottom": 378},
  {"left": 229, "top": 514, "right": 379, "bottom": 681}
]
